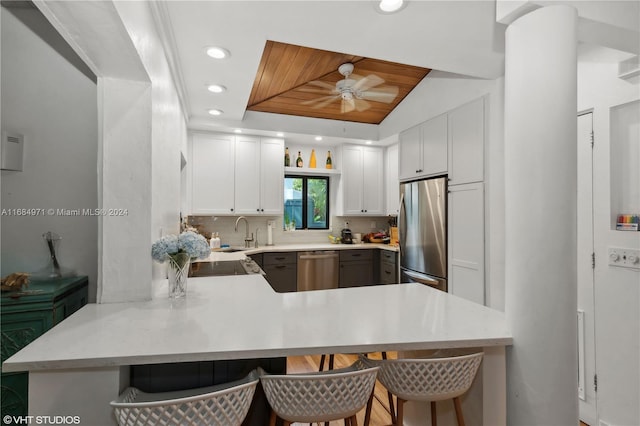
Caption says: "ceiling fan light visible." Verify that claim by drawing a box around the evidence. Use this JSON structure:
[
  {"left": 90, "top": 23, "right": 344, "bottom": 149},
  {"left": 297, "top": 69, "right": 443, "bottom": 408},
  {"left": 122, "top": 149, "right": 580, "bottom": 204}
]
[
  {"left": 379, "top": 0, "right": 404, "bottom": 12},
  {"left": 206, "top": 46, "right": 230, "bottom": 59}
]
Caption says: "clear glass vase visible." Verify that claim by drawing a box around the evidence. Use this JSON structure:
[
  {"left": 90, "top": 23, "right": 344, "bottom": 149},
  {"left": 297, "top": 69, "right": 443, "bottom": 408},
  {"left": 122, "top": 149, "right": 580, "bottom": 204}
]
[{"left": 167, "top": 253, "right": 191, "bottom": 298}]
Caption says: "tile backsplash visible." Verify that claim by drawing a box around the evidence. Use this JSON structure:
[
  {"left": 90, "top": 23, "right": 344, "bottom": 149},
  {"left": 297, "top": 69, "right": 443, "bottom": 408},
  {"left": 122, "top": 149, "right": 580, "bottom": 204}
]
[{"left": 186, "top": 215, "right": 396, "bottom": 247}]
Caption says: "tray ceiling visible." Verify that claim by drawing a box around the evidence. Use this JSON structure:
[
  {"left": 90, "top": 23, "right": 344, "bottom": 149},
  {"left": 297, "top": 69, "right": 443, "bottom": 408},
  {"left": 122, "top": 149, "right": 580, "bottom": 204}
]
[{"left": 247, "top": 41, "right": 431, "bottom": 125}]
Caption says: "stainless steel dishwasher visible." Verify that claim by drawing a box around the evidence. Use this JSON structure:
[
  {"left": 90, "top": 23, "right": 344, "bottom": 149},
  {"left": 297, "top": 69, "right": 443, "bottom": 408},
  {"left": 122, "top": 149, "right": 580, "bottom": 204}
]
[{"left": 297, "top": 251, "right": 339, "bottom": 291}]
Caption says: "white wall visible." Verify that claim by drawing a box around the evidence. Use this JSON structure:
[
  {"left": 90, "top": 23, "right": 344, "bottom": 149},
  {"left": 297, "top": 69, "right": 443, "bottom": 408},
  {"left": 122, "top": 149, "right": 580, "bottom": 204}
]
[
  {"left": 111, "top": 1, "right": 187, "bottom": 283},
  {"left": 577, "top": 47, "right": 640, "bottom": 426},
  {"left": 1, "top": 8, "right": 98, "bottom": 298}
]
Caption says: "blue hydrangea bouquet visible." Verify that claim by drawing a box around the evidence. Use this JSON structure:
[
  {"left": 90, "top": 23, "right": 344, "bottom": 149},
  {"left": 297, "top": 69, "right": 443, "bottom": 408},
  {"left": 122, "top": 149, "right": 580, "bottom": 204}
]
[{"left": 151, "top": 231, "right": 210, "bottom": 298}]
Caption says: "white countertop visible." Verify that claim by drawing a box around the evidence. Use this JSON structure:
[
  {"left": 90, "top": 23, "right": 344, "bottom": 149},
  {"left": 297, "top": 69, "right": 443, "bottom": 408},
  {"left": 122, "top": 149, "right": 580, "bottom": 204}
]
[
  {"left": 203, "top": 242, "right": 397, "bottom": 260},
  {"left": 3, "top": 276, "right": 511, "bottom": 373}
]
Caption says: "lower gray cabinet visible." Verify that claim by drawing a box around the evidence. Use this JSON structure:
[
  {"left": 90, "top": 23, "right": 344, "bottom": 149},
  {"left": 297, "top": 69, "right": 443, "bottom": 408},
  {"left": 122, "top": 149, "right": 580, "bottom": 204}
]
[
  {"left": 379, "top": 250, "right": 398, "bottom": 284},
  {"left": 263, "top": 252, "right": 296, "bottom": 293},
  {"left": 339, "top": 250, "right": 374, "bottom": 287}
]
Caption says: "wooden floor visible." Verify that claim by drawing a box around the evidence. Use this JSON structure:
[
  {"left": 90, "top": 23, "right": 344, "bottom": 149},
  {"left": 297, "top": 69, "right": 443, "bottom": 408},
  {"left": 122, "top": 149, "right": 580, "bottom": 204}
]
[{"left": 286, "top": 353, "right": 396, "bottom": 426}]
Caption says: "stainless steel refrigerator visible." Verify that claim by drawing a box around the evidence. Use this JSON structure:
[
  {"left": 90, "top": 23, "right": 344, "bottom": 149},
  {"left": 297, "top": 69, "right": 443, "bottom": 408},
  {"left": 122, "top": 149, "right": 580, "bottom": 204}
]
[{"left": 399, "top": 177, "right": 447, "bottom": 291}]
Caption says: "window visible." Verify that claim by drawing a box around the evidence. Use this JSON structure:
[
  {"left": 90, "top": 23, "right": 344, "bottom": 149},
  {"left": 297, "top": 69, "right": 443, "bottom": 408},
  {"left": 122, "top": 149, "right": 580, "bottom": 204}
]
[{"left": 283, "top": 176, "right": 329, "bottom": 230}]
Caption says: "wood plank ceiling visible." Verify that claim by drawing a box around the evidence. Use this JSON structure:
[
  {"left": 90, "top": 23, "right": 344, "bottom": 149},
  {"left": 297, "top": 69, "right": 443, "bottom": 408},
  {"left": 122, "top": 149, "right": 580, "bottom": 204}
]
[{"left": 247, "top": 41, "right": 431, "bottom": 125}]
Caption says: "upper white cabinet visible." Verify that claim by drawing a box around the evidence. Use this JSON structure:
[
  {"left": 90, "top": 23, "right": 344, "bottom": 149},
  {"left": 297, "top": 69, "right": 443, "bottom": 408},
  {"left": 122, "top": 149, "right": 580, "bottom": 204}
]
[
  {"left": 257, "top": 138, "right": 285, "bottom": 215},
  {"left": 448, "top": 97, "right": 484, "bottom": 185},
  {"left": 385, "top": 144, "right": 400, "bottom": 215},
  {"left": 399, "top": 113, "right": 448, "bottom": 181},
  {"left": 191, "top": 133, "right": 283, "bottom": 215},
  {"left": 191, "top": 133, "right": 235, "bottom": 215},
  {"left": 341, "top": 145, "right": 384, "bottom": 215}
]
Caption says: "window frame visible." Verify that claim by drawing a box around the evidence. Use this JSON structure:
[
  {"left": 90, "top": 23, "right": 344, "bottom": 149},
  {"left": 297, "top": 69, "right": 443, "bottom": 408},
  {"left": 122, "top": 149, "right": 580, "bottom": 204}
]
[{"left": 284, "top": 174, "right": 330, "bottom": 230}]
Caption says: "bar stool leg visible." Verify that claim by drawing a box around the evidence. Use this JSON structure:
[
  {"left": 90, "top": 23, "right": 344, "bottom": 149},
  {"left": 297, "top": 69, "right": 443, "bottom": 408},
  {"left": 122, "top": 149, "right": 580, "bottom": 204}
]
[
  {"left": 319, "top": 354, "right": 326, "bottom": 371},
  {"left": 329, "top": 354, "right": 335, "bottom": 370},
  {"left": 430, "top": 401, "right": 437, "bottom": 426},
  {"left": 453, "top": 397, "right": 465, "bottom": 426},
  {"left": 269, "top": 410, "right": 277, "bottom": 426},
  {"left": 364, "top": 391, "right": 374, "bottom": 426},
  {"left": 397, "top": 398, "right": 405, "bottom": 426},
  {"left": 381, "top": 352, "right": 396, "bottom": 424}
]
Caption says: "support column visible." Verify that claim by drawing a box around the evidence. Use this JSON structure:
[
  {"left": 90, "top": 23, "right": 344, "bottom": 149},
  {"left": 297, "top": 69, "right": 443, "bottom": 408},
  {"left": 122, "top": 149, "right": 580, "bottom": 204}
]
[{"left": 504, "top": 5, "right": 578, "bottom": 426}]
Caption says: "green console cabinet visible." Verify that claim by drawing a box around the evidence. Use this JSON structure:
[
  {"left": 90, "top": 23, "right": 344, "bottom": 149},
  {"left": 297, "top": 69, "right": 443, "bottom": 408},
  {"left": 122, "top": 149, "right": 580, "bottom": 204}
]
[{"left": 1, "top": 276, "right": 89, "bottom": 417}]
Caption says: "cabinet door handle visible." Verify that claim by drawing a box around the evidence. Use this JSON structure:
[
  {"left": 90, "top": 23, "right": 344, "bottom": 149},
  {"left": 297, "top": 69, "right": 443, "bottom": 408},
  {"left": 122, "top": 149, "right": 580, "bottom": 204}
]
[
  {"left": 351, "top": 253, "right": 362, "bottom": 257},
  {"left": 275, "top": 265, "right": 287, "bottom": 269},
  {"left": 275, "top": 257, "right": 286, "bottom": 260}
]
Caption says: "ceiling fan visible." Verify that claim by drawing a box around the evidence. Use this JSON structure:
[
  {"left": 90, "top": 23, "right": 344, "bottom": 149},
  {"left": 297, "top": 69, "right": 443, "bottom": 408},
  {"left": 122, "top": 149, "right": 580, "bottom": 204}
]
[{"left": 300, "top": 63, "right": 399, "bottom": 113}]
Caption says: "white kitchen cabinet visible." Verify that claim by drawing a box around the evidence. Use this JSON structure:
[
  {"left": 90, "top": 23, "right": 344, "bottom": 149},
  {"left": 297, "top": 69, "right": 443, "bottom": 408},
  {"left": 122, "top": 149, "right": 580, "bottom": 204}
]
[
  {"left": 191, "top": 133, "right": 283, "bottom": 215},
  {"left": 385, "top": 144, "right": 400, "bottom": 215},
  {"left": 448, "top": 97, "right": 484, "bottom": 185},
  {"left": 258, "top": 138, "right": 285, "bottom": 215},
  {"left": 398, "top": 124, "right": 421, "bottom": 181},
  {"left": 399, "top": 113, "right": 447, "bottom": 182},
  {"left": 341, "top": 145, "right": 384, "bottom": 215},
  {"left": 448, "top": 182, "right": 484, "bottom": 305},
  {"left": 234, "top": 136, "right": 261, "bottom": 214},
  {"left": 191, "top": 133, "right": 235, "bottom": 215}
]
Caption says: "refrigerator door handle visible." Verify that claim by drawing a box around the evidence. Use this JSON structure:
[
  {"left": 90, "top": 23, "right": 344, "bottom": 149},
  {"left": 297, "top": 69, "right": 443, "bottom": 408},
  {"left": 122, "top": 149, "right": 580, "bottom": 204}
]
[
  {"left": 398, "top": 191, "right": 405, "bottom": 256},
  {"left": 403, "top": 270, "right": 440, "bottom": 285}
]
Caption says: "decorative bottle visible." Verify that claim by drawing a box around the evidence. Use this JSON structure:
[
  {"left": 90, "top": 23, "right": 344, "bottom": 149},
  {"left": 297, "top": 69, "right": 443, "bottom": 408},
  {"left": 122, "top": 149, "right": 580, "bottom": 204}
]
[
  {"left": 309, "top": 149, "right": 317, "bottom": 168},
  {"left": 296, "top": 151, "right": 303, "bottom": 167},
  {"left": 326, "top": 151, "right": 332, "bottom": 169},
  {"left": 284, "top": 147, "right": 290, "bottom": 167}
]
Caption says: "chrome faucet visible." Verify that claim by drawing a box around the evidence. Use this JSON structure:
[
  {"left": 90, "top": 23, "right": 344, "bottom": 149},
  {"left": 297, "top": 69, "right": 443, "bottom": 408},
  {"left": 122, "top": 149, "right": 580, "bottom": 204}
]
[{"left": 234, "top": 216, "right": 253, "bottom": 248}]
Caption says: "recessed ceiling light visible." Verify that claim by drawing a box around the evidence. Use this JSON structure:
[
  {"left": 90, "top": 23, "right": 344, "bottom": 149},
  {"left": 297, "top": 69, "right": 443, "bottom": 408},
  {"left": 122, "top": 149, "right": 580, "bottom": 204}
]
[
  {"left": 366, "top": 140, "right": 373, "bottom": 145},
  {"left": 234, "top": 129, "right": 242, "bottom": 133},
  {"left": 315, "top": 136, "right": 323, "bottom": 141},
  {"left": 378, "top": 0, "right": 404, "bottom": 13},
  {"left": 208, "top": 109, "right": 223, "bottom": 116},
  {"left": 276, "top": 132, "right": 284, "bottom": 137},
  {"left": 206, "top": 46, "right": 230, "bottom": 59},
  {"left": 207, "top": 84, "right": 226, "bottom": 93}
]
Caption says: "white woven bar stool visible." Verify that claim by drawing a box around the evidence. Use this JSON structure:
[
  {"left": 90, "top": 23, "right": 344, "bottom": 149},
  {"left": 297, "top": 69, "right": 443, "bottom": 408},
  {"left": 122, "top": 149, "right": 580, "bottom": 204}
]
[
  {"left": 259, "top": 362, "right": 379, "bottom": 426},
  {"left": 361, "top": 352, "right": 483, "bottom": 426},
  {"left": 110, "top": 369, "right": 259, "bottom": 426}
]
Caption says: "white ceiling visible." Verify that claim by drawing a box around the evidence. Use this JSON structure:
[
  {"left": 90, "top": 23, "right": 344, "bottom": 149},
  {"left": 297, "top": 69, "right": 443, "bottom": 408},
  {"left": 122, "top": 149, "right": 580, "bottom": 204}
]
[{"left": 157, "top": 1, "right": 507, "bottom": 145}]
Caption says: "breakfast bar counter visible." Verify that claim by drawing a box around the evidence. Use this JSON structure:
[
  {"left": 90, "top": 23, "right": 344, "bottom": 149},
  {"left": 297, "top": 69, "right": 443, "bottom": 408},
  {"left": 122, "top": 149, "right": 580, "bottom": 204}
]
[{"left": 3, "top": 275, "right": 512, "bottom": 425}]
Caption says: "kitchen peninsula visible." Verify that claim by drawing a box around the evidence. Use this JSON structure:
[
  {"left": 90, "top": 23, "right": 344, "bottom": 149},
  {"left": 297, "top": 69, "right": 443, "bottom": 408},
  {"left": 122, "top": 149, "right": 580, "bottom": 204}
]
[{"left": 3, "top": 272, "right": 512, "bottom": 425}]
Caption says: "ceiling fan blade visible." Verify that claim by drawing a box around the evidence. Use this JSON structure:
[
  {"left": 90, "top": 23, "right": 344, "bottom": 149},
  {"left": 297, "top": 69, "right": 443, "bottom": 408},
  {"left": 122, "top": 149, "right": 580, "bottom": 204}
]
[
  {"left": 307, "top": 80, "right": 337, "bottom": 91},
  {"left": 361, "top": 86, "right": 399, "bottom": 103},
  {"left": 352, "top": 74, "right": 385, "bottom": 92},
  {"left": 354, "top": 98, "right": 372, "bottom": 112},
  {"left": 298, "top": 87, "right": 337, "bottom": 95},
  {"left": 341, "top": 98, "right": 356, "bottom": 113},
  {"left": 301, "top": 95, "right": 340, "bottom": 109}
]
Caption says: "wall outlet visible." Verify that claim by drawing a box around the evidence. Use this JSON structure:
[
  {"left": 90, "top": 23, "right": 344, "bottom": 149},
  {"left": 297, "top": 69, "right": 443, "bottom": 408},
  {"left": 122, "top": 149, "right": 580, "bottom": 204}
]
[
  {"left": 267, "top": 220, "right": 275, "bottom": 227},
  {"left": 608, "top": 247, "right": 640, "bottom": 270},
  {"left": 370, "top": 221, "right": 376, "bottom": 229}
]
